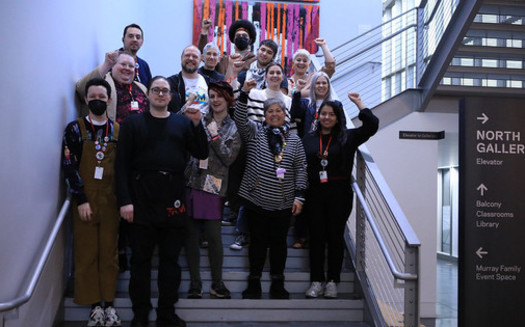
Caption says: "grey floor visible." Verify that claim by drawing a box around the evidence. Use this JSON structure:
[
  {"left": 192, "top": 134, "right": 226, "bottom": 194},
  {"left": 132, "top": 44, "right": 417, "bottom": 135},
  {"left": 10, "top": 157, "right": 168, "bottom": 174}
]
[{"left": 435, "top": 257, "right": 458, "bottom": 327}]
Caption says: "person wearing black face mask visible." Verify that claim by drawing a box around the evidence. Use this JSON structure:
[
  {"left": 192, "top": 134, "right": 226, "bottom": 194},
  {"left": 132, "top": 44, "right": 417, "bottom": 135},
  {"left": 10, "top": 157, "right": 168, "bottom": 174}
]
[
  {"left": 62, "top": 77, "right": 122, "bottom": 327},
  {"left": 198, "top": 18, "right": 257, "bottom": 78}
]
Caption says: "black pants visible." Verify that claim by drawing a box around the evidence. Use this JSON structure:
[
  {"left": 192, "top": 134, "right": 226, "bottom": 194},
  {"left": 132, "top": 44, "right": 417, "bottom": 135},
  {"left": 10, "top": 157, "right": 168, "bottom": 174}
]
[
  {"left": 305, "top": 181, "right": 352, "bottom": 283},
  {"left": 129, "top": 222, "right": 185, "bottom": 317},
  {"left": 245, "top": 205, "right": 292, "bottom": 276}
]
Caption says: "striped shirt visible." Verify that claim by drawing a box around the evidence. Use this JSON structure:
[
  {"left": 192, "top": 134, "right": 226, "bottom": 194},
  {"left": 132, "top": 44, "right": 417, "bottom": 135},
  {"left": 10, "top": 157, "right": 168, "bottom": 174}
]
[{"left": 234, "top": 91, "right": 308, "bottom": 211}]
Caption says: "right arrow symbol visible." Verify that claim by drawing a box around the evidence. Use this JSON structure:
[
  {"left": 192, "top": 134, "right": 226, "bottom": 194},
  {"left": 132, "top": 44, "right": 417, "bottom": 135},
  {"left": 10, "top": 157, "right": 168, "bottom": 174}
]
[
  {"left": 477, "top": 113, "right": 489, "bottom": 124},
  {"left": 477, "top": 184, "right": 488, "bottom": 196},
  {"left": 476, "top": 247, "right": 488, "bottom": 259}
]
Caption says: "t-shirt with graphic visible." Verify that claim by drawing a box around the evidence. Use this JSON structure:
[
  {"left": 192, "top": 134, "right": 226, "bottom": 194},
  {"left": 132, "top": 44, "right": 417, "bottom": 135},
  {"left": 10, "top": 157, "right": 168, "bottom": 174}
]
[{"left": 183, "top": 75, "right": 208, "bottom": 114}]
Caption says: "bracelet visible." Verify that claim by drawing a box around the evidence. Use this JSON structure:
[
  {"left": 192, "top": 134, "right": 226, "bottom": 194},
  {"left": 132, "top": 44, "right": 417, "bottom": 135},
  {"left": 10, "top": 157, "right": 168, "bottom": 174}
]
[{"left": 211, "top": 134, "right": 220, "bottom": 141}]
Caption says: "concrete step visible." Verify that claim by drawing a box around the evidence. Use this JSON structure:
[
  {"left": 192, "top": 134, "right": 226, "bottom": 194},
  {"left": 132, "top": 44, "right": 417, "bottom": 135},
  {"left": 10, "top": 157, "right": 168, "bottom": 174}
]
[
  {"left": 64, "top": 296, "right": 365, "bottom": 323},
  {"left": 113, "top": 271, "right": 356, "bottom": 294},
  {"left": 63, "top": 211, "right": 365, "bottom": 325}
]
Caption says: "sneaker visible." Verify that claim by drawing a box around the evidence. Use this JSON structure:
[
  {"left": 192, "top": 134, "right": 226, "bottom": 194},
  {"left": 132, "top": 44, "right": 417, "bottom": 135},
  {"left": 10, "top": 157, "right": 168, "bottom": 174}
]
[
  {"left": 156, "top": 312, "right": 186, "bottom": 327},
  {"left": 87, "top": 306, "right": 105, "bottom": 326},
  {"left": 221, "top": 218, "right": 236, "bottom": 226},
  {"left": 187, "top": 280, "right": 203, "bottom": 299},
  {"left": 104, "top": 306, "right": 122, "bottom": 326},
  {"left": 305, "top": 281, "right": 324, "bottom": 298},
  {"left": 324, "top": 280, "right": 338, "bottom": 299},
  {"left": 229, "top": 233, "right": 249, "bottom": 250},
  {"left": 210, "top": 280, "right": 231, "bottom": 299}
]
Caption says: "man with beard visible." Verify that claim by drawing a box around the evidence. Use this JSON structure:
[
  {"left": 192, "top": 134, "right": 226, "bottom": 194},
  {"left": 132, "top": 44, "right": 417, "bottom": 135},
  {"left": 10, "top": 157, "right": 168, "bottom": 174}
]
[
  {"left": 120, "top": 23, "right": 152, "bottom": 87},
  {"left": 62, "top": 77, "right": 122, "bottom": 327},
  {"left": 76, "top": 51, "right": 148, "bottom": 124},
  {"left": 167, "top": 45, "right": 210, "bottom": 113}
]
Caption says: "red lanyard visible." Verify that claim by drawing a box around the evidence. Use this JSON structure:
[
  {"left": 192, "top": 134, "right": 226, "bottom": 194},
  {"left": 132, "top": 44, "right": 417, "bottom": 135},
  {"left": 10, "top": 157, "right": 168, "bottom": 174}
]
[
  {"left": 88, "top": 116, "right": 109, "bottom": 141},
  {"left": 319, "top": 134, "right": 332, "bottom": 158},
  {"left": 127, "top": 83, "right": 135, "bottom": 101}
]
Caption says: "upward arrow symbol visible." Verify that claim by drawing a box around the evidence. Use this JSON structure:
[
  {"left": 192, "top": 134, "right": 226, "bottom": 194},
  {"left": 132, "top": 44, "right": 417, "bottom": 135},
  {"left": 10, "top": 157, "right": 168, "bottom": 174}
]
[{"left": 477, "top": 184, "right": 488, "bottom": 196}]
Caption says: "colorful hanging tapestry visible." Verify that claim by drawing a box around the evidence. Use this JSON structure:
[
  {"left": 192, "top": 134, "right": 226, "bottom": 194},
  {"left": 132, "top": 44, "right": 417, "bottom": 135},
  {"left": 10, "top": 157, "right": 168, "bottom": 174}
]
[{"left": 192, "top": 0, "right": 320, "bottom": 74}]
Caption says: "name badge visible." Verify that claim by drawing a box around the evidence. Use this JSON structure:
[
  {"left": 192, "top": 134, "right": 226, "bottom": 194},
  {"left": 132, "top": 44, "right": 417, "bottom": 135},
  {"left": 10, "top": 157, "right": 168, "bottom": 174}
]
[
  {"left": 276, "top": 167, "right": 286, "bottom": 179},
  {"left": 94, "top": 166, "right": 104, "bottom": 180},
  {"left": 131, "top": 101, "right": 139, "bottom": 110},
  {"left": 199, "top": 158, "right": 209, "bottom": 169},
  {"left": 319, "top": 170, "right": 328, "bottom": 183}
]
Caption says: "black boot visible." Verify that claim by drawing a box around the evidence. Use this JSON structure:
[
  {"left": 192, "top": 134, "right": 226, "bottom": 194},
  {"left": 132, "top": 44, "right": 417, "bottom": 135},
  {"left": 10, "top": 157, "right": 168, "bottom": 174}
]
[
  {"left": 269, "top": 274, "right": 289, "bottom": 299},
  {"left": 242, "top": 275, "right": 262, "bottom": 299}
]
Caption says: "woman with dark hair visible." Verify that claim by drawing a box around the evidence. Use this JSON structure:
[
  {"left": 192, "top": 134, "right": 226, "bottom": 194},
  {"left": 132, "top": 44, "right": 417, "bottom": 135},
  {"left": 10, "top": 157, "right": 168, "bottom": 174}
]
[
  {"left": 302, "top": 93, "right": 379, "bottom": 299},
  {"left": 184, "top": 81, "right": 242, "bottom": 299},
  {"left": 290, "top": 71, "right": 344, "bottom": 138},
  {"left": 234, "top": 77, "right": 308, "bottom": 300},
  {"left": 289, "top": 71, "right": 344, "bottom": 250}
]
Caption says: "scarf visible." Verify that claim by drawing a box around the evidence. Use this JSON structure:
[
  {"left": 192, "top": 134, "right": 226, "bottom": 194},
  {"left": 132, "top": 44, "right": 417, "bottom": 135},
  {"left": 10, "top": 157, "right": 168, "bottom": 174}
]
[
  {"left": 246, "top": 60, "right": 267, "bottom": 89},
  {"left": 263, "top": 122, "right": 290, "bottom": 156}
]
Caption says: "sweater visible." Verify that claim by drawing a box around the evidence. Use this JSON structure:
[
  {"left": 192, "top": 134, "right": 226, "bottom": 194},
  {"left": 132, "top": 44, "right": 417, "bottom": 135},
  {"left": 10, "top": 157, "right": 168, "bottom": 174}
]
[{"left": 234, "top": 91, "right": 308, "bottom": 211}]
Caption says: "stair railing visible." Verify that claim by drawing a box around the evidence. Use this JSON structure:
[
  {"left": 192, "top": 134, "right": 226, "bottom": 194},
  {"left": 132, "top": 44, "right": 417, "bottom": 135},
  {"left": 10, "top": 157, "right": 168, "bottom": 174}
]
[
  {"left": 345, "top": 146, "right": 420, "bottom": 327},
  {"left": 0, "top": 196, "right": 71, "bottom": 326}
]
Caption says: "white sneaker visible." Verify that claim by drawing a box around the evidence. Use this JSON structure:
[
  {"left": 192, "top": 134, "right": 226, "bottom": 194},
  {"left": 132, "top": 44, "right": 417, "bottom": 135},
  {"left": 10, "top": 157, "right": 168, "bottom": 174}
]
[
  {"left": 230, "top": 233, "right": 249, "bottom": 250},
  {"left": 87, "top": 306, "right": 105, "bottom": 326},
  {"left": 305, "top": 281, "right": 324, "bottom": 298},
  {"left": 104, "top": 306, "right": 122, "bottom": 326},
  {"left": 324, "top": 280, "right": 338, "bottom": 299}
]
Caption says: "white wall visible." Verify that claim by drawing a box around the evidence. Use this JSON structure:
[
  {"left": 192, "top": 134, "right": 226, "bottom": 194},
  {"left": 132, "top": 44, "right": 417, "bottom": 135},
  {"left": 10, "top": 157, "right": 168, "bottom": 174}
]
[
  {"left": 366, "top": 110, "right": 459, "bottom": 318},
  {"left": 0, "top": 0, "right": 382, "bottom": 324}
]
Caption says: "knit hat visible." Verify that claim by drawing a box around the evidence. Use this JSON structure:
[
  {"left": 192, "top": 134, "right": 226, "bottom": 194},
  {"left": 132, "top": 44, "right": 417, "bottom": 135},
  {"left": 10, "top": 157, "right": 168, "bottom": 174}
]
[{"left": 228, "top": 19, "right": 256, "bottom": 45}]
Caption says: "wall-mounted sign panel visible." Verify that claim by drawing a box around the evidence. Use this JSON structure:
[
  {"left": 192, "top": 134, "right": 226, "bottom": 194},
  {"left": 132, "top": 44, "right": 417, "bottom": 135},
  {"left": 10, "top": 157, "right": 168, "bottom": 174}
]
[{"left": 459, "top": 97, "right": 525, "bottom": 327}]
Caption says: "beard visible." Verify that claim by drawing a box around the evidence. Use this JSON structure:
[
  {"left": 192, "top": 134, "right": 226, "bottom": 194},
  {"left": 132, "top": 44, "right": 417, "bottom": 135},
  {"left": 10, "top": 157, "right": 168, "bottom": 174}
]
[{"left": 182, "top": 64, "right": 198, "bottom": 74}]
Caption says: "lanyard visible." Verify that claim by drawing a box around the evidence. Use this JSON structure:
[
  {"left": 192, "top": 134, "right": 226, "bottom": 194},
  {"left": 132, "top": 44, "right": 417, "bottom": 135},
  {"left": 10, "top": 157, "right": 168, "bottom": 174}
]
[
  {"left": 88, "top": 116, "right": 109, "bottom": 164},
  {"left": 127, "top": 83, "right": 135, "bottom": 101},
  {"left": 275, "top": 135, "right": 286, "bottom": 164},
  {"left": 319, "top": 134, "right": 333, "bottom": 159}
]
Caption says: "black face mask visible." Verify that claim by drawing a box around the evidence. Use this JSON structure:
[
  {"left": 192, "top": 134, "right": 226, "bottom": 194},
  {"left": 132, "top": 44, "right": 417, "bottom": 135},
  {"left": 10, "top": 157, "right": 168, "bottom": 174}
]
[
  {"left": 88, "top": 99, "right": 107, "bottom": 116},
  {"left": 234, "top": 36, "right": 249, "bottom": 51}
]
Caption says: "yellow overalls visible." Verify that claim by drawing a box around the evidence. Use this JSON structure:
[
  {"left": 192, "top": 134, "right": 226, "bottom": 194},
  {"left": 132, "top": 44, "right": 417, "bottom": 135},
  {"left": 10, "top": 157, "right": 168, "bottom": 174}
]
[{"left": 72, "top": 118, "right": 120, "bottom": 305}]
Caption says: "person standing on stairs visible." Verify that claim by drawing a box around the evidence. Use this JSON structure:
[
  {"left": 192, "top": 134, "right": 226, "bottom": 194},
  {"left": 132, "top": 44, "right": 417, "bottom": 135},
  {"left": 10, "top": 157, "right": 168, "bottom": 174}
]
[
  {"left": 184, "top": 81, "right": 241, "bottom": 299},
  {"left": 234, "top": 77, "right": 308, "bottom": 300},
  {"left": 62, "top": 77, "right": 121, "bottom": 326},
  {"left": 302, "top": 94, "right": 378, "bottom": 299},
  {"left": 115, "top": 76, "right": 208, "bottom": 327}
]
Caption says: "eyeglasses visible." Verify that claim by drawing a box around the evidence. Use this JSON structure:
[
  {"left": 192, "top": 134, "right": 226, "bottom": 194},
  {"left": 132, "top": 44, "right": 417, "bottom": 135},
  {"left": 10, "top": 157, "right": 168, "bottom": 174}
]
[{"left": 151, "top": 87, "right": 170, "bottom": 95}]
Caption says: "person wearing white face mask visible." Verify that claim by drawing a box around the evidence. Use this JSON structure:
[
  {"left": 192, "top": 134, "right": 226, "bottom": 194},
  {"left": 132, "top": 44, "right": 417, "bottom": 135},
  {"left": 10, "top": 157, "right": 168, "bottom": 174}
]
[
  {"left": 63, "top": 77, "right": 122, "bottom": 327},
  {"left": 76, "top": 51, "right": 149, "bottom": 124}
]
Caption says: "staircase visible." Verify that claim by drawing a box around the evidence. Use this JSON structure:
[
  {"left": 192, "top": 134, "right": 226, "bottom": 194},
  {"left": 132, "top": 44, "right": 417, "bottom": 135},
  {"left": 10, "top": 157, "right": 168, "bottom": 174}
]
[{"left": 61, "top": 210, "right": 369, "bottom": 326}]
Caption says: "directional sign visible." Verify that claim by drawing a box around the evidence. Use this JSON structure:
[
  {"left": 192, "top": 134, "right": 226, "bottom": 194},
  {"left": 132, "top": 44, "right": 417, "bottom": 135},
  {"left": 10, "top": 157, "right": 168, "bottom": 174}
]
[{"left": 459, "top": 97, "right": 525, "bottom": 327}]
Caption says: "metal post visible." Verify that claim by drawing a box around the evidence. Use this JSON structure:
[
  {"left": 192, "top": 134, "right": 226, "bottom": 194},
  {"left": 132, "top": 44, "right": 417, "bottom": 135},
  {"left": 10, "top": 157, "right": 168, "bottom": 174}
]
[
  {"left": 416, "top": 6, "right": 425, "bottom": 86},
  {"left": 403, "top": 246, "right": 420, "bottom": 327},
  {"left": 354, "top": 152, "right": 367, "bottom": 275}
]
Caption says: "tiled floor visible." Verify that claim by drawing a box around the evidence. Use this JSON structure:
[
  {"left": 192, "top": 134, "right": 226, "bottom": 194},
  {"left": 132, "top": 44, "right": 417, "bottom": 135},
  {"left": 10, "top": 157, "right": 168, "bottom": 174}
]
[{"left": 435, "top": 257, "right": 458, "bottom": 327}]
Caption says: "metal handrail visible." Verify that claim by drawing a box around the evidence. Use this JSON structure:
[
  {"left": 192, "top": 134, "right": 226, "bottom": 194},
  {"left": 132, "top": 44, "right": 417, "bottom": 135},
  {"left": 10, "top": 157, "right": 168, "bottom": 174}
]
[
  {"left": 330, "top": 8, "right": 417, "bottom": 53},
  {"left": 331, "top": 22, "right": 418, "bottom": 80},
  {"left": 352, "top": 177, "right": 418, "bottom": 281},
  {"left": 0, "top": 196, "right": 71, "bottom": 313}
]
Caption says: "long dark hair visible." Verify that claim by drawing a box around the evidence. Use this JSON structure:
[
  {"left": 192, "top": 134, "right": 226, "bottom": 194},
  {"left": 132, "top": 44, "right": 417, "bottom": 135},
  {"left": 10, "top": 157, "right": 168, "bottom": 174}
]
[{"left": 314, "top": 101, "right": 346, "bottom": 142}]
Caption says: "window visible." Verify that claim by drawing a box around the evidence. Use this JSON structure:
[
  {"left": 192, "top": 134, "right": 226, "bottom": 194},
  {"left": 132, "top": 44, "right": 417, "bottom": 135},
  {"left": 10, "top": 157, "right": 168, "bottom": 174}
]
[{"left": 481, "top": 59, "right": 498, "bottom": 68}]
